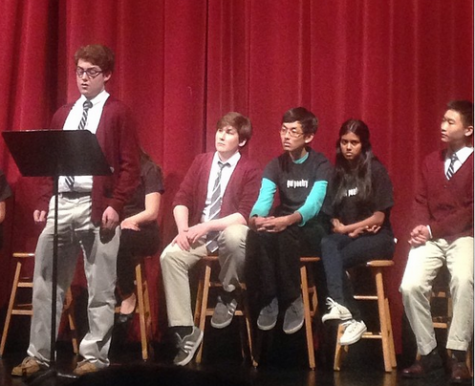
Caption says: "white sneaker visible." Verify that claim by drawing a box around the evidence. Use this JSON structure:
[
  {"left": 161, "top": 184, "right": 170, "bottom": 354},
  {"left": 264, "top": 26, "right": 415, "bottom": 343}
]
[
  {"left": 339, "top": 320, "right": 367, "bottom": 345},
  {"left": 321, "top": 297, "right": 352, "bottom": 323}
]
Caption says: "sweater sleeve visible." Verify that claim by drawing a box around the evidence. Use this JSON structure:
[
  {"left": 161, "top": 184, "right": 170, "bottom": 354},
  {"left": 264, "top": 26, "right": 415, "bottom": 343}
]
[
  {"left": 296, "top": 180, "right": 328, "bottom": 226},
  {"left": 250, "top": 178, "right": 276, "bottom": 217}
]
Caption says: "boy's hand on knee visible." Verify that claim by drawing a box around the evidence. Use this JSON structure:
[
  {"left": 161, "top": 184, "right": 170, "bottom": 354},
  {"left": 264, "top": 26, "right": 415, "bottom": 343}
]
[
  {"left": 172, "top": 231, "right": 191, "bottom": 251},
  {"left": 187, "top": 223, "right": 209, "bottom": 244}
]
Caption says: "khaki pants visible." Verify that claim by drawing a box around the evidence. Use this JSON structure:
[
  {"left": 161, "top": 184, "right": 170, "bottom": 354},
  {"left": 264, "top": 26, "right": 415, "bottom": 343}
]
[
  {"left": 160, "top": 224, "right": 248, "bottom": 327},
  {"left": 28, "top": 194, "right": 120, "bottom": 368},
  {"left": 400, "top": 236, "right": 474, "bottom": 355}
]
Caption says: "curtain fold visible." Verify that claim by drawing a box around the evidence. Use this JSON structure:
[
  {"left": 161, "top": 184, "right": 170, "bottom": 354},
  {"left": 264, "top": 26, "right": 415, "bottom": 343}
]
[{"left": 0, "top": 0, "right": 472, "bottom": 350}]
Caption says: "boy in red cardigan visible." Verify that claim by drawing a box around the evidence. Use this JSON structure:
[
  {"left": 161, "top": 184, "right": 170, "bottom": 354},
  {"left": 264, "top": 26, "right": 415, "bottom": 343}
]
[
  {"left": 160, "top": 112, "right": 260, "bottom": 366},
  {"left": 400, "top": 100, "right": 473, "bottom": 383},
  {"left": 12, "top": 45, "right": 140, "bottom": 377}
]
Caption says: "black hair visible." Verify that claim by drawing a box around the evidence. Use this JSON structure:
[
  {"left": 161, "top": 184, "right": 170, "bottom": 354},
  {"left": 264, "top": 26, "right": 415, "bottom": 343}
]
[
  {"left": 282, "top": 107, "right": 318, "bottom": 135},
  {"left": 332, "top": 119, "right": 374, "bottom": 208}
]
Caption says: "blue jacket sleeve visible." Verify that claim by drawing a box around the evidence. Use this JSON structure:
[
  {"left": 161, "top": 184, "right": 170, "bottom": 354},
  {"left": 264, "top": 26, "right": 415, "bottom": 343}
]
[
  {"left": 297, "top": 180, "right": 328, "bottom": 226},
  {"left": 250, "top": 178, "right": 276, "bottom": 217}
]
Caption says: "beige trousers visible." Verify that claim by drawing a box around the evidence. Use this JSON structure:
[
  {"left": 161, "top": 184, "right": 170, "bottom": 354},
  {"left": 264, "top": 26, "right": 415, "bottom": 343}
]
[
  {"left": 160, "top": 224, "right": 248, "bottom": 327},
  {"left": 400, "top": 236, "right": 474, "bottom": 355}
]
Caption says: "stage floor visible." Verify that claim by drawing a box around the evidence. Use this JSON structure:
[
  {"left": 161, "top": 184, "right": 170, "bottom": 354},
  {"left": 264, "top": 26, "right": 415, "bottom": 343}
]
[{"left": 0, "top": 338, "right": 460, "bottom": 386}]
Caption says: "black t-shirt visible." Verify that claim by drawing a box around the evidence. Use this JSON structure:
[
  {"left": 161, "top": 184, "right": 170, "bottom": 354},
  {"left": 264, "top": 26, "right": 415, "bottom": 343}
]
[
  {"left": 0, "top": 170, "right": 12, "bottom": 249},
  {"left": 123, "top": 160, "right": 164, "bottom": 227},
  {"left": 324, "top": 158, "right": 394, "bottom": 231},
  {"left": 263, "top": 148, "right": 331, "bottom": 217}
]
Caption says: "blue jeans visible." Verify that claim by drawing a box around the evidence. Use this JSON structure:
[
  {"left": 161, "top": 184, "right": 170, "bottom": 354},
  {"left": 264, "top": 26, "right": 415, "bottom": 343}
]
[{"left": 321, "top": 231, "right": 394, "bottom": 320}]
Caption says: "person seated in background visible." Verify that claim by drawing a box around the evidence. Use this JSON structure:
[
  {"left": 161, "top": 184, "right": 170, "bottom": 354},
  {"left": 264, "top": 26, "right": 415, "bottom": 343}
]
[
  {"left": 160, "top": 112, "right": 261, "bottom": 366},
  {"left": 400, "top": 100, "right": 473, "bottom": 384},
  {"left": 319, "top": 119, "right": 395, "bottom": 346},
  {"left": 116, "top": 149, "right": 164, "bottom": 324},
  {"left": 0, "top": 169, "right": 12, "bottom": 250},
  {"left": 246, "top": 107, "right": 330, "bottom": 335}
]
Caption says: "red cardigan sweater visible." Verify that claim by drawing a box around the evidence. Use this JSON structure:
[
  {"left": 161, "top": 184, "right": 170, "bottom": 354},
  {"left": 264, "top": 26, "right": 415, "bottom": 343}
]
[
  {"left": 36, "top": 97, "right": 140, "bottom": 225},
  {"left": 413, "top": 149, "right": 473, "bottom": 242},
  {"left": 173, "top": 152, "right": 261, "bottom": 226}
]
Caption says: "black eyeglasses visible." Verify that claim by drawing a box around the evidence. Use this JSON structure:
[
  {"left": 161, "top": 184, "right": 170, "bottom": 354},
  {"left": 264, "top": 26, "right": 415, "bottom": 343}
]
[{"left": 76, "top": 67, "right": 103, "bottom": 78}]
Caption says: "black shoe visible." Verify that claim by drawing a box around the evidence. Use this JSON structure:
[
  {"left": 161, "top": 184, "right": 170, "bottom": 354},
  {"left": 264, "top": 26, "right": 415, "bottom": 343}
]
[
  {"left": 117, "top": 312, "right": 134, "bottom": 324},
  {"left": 117, "top": 294, "right": 136, "bottom": 324}
]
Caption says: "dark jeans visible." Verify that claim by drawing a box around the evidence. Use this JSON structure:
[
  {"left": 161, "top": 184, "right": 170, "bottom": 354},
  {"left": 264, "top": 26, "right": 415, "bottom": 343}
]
[
  {"left": 246, "top": 220, "right": 328, "bottom": 308},
  {"left": 117, "top": 226, "right": 160, "bottom": 297},
  {"left": 320, "top": 231, "right": 394, "bottom": 320}
]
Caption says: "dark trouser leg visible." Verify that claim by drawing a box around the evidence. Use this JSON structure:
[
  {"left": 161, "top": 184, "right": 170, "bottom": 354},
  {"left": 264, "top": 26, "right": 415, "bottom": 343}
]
[
  {"left": 245, "top": 230, "right": 278, "bottom": 303},
  {"left": 321, "top": 234, "right": 352, "bottom": 304},
  {"left": 275, "top": 225, "right": 302, "bottom": 305},
  {"left": 117, "top": 227, "right": 160, "bottom": 297},
  {"left": 322, "top": 232, "right": 394, "bottom": 320}
]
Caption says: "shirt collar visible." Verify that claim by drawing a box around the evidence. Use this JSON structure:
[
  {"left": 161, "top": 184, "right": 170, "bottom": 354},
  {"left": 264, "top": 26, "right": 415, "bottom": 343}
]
[
  {"left": 78, "top": 89, "right": 110, "bottom": 107},
  {"left": 450, "top": 146, "right": 474, "bottom": 164},
  {"left": 213, "top": 151, "right": 241, "bottom": 167}
]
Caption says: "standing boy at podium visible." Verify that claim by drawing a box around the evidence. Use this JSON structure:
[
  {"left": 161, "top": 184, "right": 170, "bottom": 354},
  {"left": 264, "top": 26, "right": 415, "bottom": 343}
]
[{"left": 12, "top": 44, "right": 140, "bottom": 377}]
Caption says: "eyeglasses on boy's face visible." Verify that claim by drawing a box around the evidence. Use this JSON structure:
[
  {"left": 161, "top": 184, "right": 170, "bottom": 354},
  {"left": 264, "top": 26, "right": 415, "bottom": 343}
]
[
  {"left": 279, "top": 126, "right": 304, "bottom": 138},
  {"left": 75, "top": 67, "right": 103, "bottom": 78}
]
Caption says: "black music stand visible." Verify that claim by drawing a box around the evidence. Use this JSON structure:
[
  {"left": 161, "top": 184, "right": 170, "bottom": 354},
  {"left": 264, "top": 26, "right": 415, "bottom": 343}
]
[{"left": 2, "top": 130, "right": 111, "bottom": 383}]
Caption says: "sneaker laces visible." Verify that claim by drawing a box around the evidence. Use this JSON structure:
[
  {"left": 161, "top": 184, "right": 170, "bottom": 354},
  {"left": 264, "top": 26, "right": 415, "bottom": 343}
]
[
  {"left": 175, "top": 333, "right": 190, "bottom": 354},
  {"left": 325, "top": 297, "right": 339, "bottom": 310},
  {"left": 342, "top": 320, "right": 359, "bottom": 333},
  {"left": 260, "top": 298, "right": 278, "bottom": 316}
]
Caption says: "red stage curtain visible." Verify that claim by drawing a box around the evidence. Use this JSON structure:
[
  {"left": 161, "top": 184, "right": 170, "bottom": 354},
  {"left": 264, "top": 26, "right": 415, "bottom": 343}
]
[{"left": 0, "top": 0, "right": 472, "bottom": 351}]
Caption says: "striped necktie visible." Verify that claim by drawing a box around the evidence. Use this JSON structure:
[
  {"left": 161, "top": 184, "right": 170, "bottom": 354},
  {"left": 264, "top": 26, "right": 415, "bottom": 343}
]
[
  {"left": 206, "top": 161, "right": 229, "bottom": 252},
  {"left": 446, "top": 153, "right": 457, "bottom": 180},
  {"left": 65, "top": 100, "right": 93, "bottom": 190}
]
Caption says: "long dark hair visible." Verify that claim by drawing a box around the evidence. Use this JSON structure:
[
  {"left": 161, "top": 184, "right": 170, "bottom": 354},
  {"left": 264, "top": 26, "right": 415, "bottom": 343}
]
[
  {"left": 332, "top": 119, "right": 374, "bottom": 208},
  {"left": 140, "top": 148, "right": 163, "bottom": 179}
]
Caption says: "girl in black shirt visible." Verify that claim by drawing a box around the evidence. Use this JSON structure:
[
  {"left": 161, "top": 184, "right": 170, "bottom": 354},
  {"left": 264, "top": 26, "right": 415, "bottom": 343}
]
[{"left": 320, "top": 119, "right": 395, "bottom": 346}]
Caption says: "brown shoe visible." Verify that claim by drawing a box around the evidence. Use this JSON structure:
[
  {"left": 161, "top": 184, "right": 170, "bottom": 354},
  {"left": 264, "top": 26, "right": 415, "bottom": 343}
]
[
  {"left": 402, "top": 361, "right": 427, "bottom": 378},
  {"left": 402, "top": 350, "right": 443, "bottom": 378},
  {"left": 11, "top": 356, "right": 46, "bottom": 377},
  {"left": 73, "top": 360, "right": 99, "bottom": 376},
  {"left": 450, "top": 360, "right": 472, "bottom": 384}
]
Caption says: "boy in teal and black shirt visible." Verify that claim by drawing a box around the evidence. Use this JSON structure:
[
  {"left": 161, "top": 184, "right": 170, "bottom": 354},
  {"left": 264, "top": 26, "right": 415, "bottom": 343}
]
[{"left": 246, "top": 107, "right": 330, "bottom": 334}]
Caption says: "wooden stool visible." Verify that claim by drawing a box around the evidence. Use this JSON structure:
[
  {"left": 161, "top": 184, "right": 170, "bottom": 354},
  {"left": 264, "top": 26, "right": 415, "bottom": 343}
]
[
  {"left": 0, "top": 252, "right": 78, "bottom": 357},
  {"left": 193, "top": 255, "right": 255, "bottom": 365},
  {"left": 252, "top": 256, "right": 320, "bottom": 370},
  {"left": 300, "top": 256, "right": 320, "bottom": 370},
  {"left": 115, "top": 257, "right": 153, "bottom": 361},
  {"left": 334, "top": 260, "right": 397, "bottom": 372}
]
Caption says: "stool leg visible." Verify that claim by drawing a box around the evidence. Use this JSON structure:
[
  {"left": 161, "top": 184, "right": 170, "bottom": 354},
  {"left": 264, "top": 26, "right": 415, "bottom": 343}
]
[
  {"left": 385, "top": 298, "right": 397, "bottom": 368},
  {"left": 333, "top": 324, "right": 348, "bottom": 371},
  {"left": 374, "top": 268, "right": 394, "bottom": 372},
  {"left": 65, "top": 288, "right": 79, "bottom": 355},
  {"left": 0, "top": 261, "right": 22, "bottom": 357},
  {"left": 241, "top": 289, "right": 258, "bottom": 367},
  {"left": 301, "top": 264, "right": 316, "bottom": 370},
  {"left": 135, "top": 262, "right": 148, "bottom": 361},
  {"left": 195, "top": 262, "right": 211, "bottom": 364},
  {"left": 143, "top": 268, "right": 153, "bottom": 358}
]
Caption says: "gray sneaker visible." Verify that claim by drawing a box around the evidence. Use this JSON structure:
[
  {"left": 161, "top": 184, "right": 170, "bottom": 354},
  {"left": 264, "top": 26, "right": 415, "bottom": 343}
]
[
  {"left": 257, "top": 297, "right": 278, "bottom": 331},
  {"left": 211, "top": 292, "right": 238, "bottom": 329},
  {"left": 173, "top": 326, "right": 204, "bottom": 366},
  {"left": 283, "top": 296, "right": 304, "bottom": 334}
]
